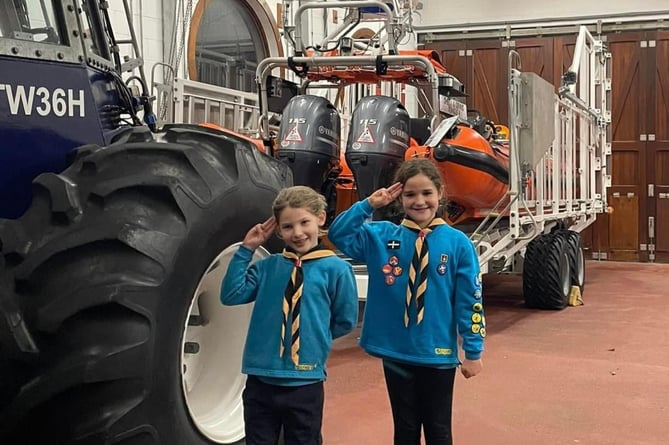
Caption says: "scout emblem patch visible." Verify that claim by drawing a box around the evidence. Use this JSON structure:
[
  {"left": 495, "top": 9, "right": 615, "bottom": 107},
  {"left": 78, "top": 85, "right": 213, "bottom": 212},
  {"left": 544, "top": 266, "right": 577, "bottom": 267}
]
[{"left": 387, "top": 240, "right": 401, "bottom": 250}]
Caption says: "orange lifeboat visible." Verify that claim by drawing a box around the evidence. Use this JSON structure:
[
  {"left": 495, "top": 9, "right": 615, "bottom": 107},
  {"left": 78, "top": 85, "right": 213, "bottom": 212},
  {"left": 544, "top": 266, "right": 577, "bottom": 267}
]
[
  {"left": 334, "top": 153, "right": 358, "bottom": 215},
  {"left": 406, "top": 124, "right": 510, "bottom": 210}
]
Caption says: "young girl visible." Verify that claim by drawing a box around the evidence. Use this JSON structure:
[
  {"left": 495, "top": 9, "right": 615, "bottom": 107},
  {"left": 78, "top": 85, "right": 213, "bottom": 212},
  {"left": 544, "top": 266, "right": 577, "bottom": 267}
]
[
  {"left": 220, "top": 185, "right": 358, "bottom": 445},
  {"left": 328, "top": 158, "right": 485, "bottom": 445}
]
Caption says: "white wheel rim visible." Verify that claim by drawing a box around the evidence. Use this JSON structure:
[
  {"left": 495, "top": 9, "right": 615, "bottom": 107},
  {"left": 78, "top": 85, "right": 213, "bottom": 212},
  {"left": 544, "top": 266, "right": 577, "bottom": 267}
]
[{"left": 181, "top": 242, "right": 270, "bottom": 443}]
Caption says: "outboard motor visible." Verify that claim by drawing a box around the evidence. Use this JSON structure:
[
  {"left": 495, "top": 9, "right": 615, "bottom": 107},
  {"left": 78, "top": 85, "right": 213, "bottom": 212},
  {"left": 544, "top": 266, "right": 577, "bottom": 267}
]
[
  {"left": 277, "top": 95, "right": 341, "bottom": 192},
  {"left": 345, "top": 95, "right": 410, "bottom": 220}
]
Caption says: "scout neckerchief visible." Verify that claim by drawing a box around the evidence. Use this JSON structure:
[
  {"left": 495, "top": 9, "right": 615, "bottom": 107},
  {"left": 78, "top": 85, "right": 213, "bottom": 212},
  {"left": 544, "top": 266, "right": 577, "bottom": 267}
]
[
  {"left": 281, "top": 244, "right": 335, "bottom": 366},
  {"left": 401, "top": 218, "right": 447, "bottom": 326}
]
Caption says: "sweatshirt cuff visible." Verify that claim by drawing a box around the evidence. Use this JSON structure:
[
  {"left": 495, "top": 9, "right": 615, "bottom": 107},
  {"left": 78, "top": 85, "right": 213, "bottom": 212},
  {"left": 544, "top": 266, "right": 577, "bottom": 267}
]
[
  {"left": 464, "top": 351, "right": 482, "bottom": 360},
  {"left": 361, "top": 198, "right": 375, "bottom": 214},
  {"left": 237, "top": 245, "right": 255, "bottom": 258}
]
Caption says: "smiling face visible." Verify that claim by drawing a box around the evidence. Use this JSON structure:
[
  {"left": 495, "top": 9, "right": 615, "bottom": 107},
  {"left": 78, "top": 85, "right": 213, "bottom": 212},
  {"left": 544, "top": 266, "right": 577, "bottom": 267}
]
[
  {"left": 277, "top": 206, "right": 325, "bottom": 255},
  {"left": 400, "top": 173, "right": 443, "bottom": 227}
]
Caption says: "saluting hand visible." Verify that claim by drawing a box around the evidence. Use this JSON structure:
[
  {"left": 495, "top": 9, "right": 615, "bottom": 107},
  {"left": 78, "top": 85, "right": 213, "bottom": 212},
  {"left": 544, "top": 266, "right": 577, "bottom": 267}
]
[
  {"left": 242, "top": 217, "right": 277, "bottom": 250},
  {"left": 367, "top": 182, "right": 403, "bottom": 209}
]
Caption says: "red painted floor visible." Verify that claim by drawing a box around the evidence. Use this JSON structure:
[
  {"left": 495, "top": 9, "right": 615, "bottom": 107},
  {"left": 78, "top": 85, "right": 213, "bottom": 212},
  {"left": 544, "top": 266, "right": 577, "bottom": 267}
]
[{"left": 322, "top": 261, "right": 669, "bottom": 445}]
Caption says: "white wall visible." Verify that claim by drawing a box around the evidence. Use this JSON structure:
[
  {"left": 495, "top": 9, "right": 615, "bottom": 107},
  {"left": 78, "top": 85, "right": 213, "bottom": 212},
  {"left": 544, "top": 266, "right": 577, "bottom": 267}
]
[
  {"left": 417, "top": 0, "right": 669, "bottom": 29},
  {"left": 107, "top": 1, "right": 163, "bottom": 79},
  {"left": 109, "top": 0, "right": 669, "bottom": 73}
]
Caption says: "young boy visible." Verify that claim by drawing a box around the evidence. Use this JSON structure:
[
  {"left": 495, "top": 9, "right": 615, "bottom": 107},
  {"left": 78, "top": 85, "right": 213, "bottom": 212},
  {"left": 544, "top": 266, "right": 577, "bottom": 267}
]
[{"left": 221, "top": 185, "right": 359, "bottom": 445}]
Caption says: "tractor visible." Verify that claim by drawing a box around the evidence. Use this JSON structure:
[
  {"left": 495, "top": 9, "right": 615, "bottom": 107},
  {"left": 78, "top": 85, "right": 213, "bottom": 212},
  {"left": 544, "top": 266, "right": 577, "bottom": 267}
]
[{"left": 0, "top": 1, "right": 291, "bottom": 444}]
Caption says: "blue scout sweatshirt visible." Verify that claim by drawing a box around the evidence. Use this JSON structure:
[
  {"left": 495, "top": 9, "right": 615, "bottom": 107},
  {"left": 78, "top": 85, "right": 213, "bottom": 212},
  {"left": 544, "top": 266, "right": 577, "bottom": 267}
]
[
  {"left": 220, "top": 245, "right": 358, "bottom": 383},
  {"left": 328, "top": 199, "right": 485, "bottom": 366}
]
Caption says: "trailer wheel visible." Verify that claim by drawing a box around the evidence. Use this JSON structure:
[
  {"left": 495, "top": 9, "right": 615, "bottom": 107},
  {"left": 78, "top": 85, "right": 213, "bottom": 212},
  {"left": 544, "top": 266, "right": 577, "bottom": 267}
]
[
  {"left": 0, "top": 125, "right": 291, "bottom": 444},
  {"left": 523, "top": 233, "right": 571, "bottom": 309},
  {"left": 562, "top": 230, "right": 585, "bottom": 292}
]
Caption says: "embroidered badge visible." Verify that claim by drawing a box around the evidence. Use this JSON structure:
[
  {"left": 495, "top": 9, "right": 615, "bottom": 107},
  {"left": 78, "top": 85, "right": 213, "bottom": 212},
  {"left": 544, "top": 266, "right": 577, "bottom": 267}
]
[
  {"left": 437, "top": 263, "right": 447, "bottom": 275},
  {"left": 295, "top": 364, "right": 315, "bottom": 371},
  {"left": 385, "top": 275, "right": 396, "bottom": 285},
  {"left": 388, "top": 256, "right": 399, "bottom": 266},
  {"left": 382, "top": 264, "right": 392, "bottom": 274},
  {"left": 471, "top": 324, "right": 481, "bottom": 334},
  {"left": 471, "top": 313, "right": 482, "bottom": 323},
  {"left": 393, "top": 266, "right": 403, "bottom": 276},
  {"left": 440, "top": 254, "right": 449, "bottom": 263},
  {"left": 387, "top": 240, "right": 401, "bottom": 250},
  {"left": 434, "top": 348, "right": 453, "bottom": 355}
]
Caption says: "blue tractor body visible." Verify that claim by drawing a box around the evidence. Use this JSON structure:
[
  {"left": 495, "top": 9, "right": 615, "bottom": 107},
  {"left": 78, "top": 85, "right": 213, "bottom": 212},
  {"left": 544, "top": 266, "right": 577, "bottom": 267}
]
[{"left": 0, "top": 56, "right": 125, "bottom": 218}]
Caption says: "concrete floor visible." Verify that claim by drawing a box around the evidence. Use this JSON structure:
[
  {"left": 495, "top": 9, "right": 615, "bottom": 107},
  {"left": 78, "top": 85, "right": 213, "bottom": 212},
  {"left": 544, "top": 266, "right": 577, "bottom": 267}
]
[{"left": 322, "top": 261, "right": 669, "bottom": 445}]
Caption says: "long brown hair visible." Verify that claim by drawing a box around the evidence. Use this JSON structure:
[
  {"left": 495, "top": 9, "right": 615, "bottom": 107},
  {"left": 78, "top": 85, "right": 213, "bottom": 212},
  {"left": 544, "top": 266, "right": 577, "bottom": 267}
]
[{"left": 394, "top": 158, "right": 444, "bottom": 193}]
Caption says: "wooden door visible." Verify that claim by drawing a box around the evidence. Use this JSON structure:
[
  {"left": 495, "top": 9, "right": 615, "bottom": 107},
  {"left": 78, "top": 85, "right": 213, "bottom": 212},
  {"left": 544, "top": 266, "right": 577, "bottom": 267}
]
[
  {"left": 553, "top": 35, "right": 576, "bottom": 91},
  {"left": 427, "top": 40, "right": 468, "bottom": 118},
  {"left": 604, "top": 32, "right": 648, "bottom": 261},
  {"left": 648, "top": 31, "right": 669, "bottom": 262},
  {"left": 435, "top": 40, "right": 468, "bottom": 88},
  {"left": 467, "top": 40, "right": 506, "bottom": 125},
  {"left": 512, "top": 37, "right": 555, "bottom": 85},
  {"left": 426, "top": 39, "right": 506, "bottom": 125}
]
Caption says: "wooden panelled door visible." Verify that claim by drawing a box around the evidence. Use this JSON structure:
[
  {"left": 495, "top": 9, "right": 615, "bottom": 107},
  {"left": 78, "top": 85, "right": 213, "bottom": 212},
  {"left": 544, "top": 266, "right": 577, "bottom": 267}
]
[
  {"left": 604, "top": 32, "right": 648, "bottom": 261},
  {"left": 425, "top": 30, "right": 664, "bottom": 262},
  {"left": 649, "top": 31, "right": 669, "bottom": 262},
  {"left": 429, "top": 39, "right": 506, "bottom": 125},
  {"left": 467, "top": 40, "right": 507, "bottom": 125}
]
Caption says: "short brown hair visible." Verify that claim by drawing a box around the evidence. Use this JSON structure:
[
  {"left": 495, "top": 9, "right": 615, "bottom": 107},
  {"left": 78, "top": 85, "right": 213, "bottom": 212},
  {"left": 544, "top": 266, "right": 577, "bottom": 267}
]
[{"left": 272, "top": 186, "right": 327, "bottom": 222}]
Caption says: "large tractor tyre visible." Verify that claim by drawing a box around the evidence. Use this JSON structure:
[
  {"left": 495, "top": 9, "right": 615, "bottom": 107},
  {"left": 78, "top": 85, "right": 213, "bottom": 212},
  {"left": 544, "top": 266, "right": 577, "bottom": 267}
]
[
  {"left": 0, "top": 125, "right": 292, "bottom": 445},
  {"left": 561, "top": 230, "right": 585, "bottom": 293},
  {"left": 521, "top": 234, "right": 550, "bottom": 303},
  {"left": 523, "top": 233, "right": 572, "bottom": 310}
]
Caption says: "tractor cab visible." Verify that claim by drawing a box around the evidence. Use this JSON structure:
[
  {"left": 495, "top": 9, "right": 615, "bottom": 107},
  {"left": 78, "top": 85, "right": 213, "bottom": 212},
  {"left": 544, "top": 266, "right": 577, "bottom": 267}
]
[{"left": 0, "top": 0, "right": 150, "bottom": 218}]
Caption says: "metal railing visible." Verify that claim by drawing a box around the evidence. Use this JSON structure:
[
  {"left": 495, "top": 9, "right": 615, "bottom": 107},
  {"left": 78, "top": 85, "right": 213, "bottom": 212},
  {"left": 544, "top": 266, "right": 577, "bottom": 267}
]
[
  {"left": 156, "top": 77, "right": 260, "bottom": 135},
  {"left": 474, "top": 25, "right": 611, "bottom": 272}
]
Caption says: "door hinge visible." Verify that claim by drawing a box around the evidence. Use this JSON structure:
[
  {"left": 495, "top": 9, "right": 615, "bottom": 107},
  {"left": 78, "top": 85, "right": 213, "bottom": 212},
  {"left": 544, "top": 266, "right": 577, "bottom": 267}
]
[
  {"left": 649, "top": 243, "right": 656, "bottom": 262},
  {"left": 592, "top": 252, "right": 608, "bottom": 260}
]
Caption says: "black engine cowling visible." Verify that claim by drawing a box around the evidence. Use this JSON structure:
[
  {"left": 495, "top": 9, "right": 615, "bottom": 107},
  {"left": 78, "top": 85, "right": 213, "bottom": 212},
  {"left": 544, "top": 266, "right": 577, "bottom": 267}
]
[
  {"left": 345, "top": 96, "right": 410, "bottom": 219},
  {"left": 276, "top": 95, "right": 340, "bottom": 192}
]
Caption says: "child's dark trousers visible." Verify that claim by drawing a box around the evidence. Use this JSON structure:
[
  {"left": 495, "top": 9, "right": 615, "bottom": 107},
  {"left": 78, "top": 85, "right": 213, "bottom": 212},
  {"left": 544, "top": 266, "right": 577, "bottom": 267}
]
[
  {"left": 243, "top": 375, "right": 324, "bottom": 445},
  {"left": 383, "top": 359, "right": 457, "bottom": 445}
]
